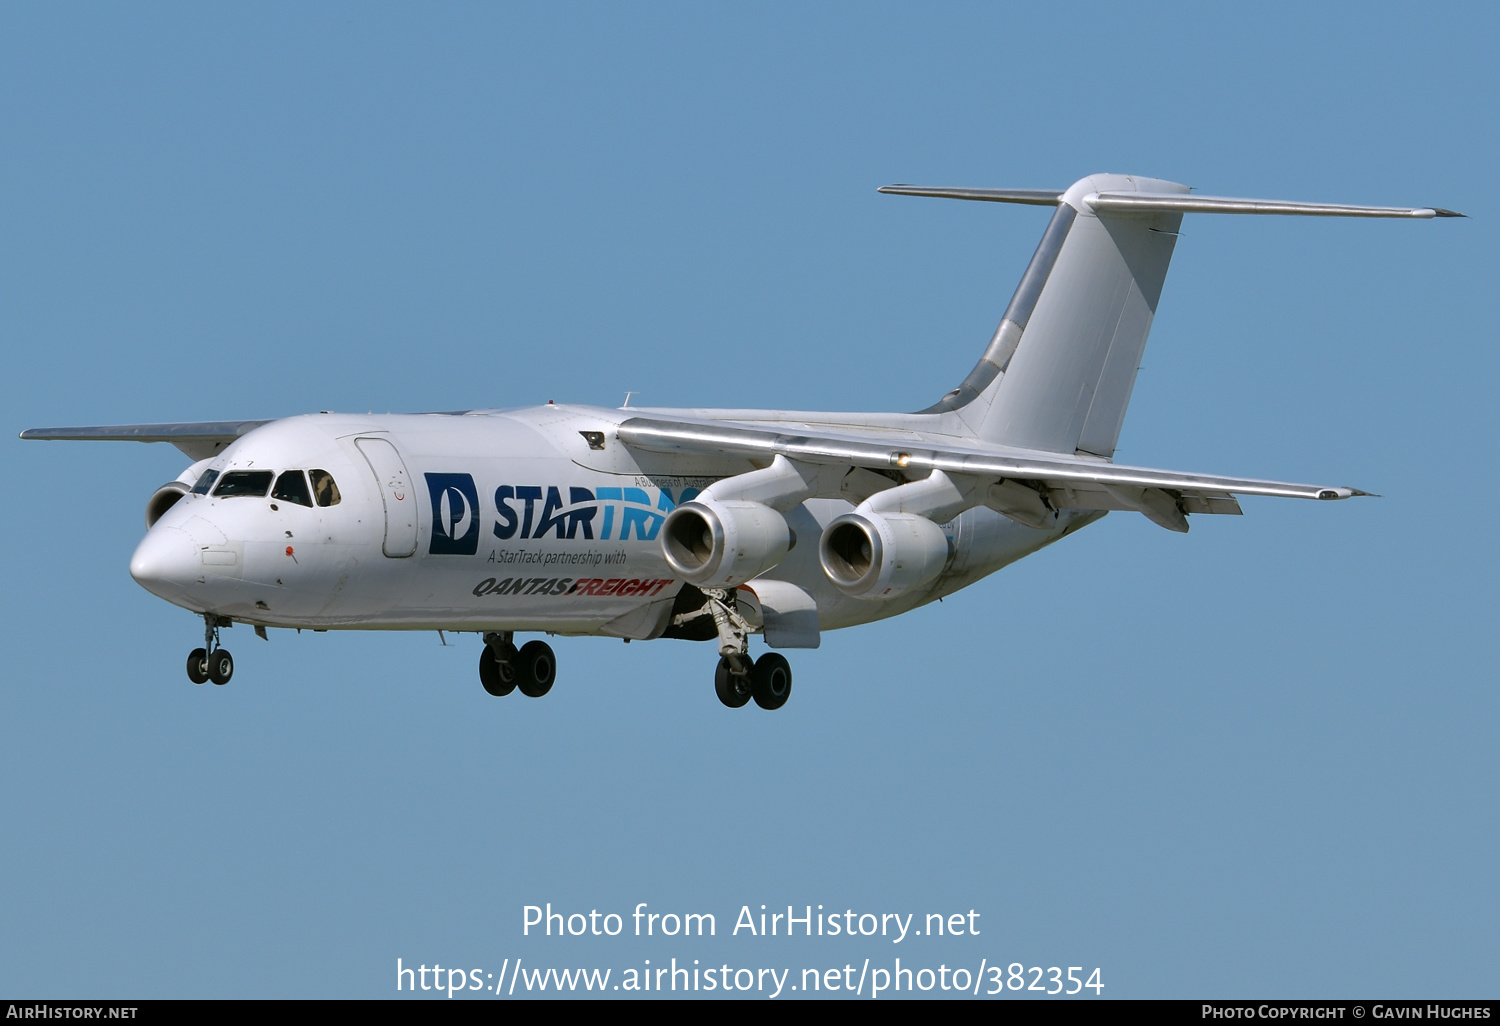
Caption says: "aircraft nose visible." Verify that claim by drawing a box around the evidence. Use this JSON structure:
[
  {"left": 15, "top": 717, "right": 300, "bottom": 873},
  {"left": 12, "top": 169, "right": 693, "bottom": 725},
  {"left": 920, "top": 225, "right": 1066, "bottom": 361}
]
[{"left": 130, "top": 526, "right": 200, "bottom": 600}]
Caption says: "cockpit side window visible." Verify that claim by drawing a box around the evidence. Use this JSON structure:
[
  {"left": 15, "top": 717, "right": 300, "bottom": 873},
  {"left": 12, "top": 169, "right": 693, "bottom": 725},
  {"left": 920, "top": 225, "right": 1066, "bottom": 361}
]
[
  {"left": 213, "top": 470, "right": 275, "bottom": 497},
  {"left": 272, "top": 470, "right": 314, "bottom": 507},
  {"left": 191, "top": 469, "right": 220, "bottom": 495},
  {"left": 309, "top": 469, "right": 342, "bottom": 507}
]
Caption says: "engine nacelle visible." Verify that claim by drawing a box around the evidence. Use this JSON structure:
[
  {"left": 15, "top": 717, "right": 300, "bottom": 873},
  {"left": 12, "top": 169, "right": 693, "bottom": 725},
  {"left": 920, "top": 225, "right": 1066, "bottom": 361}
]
[
  {"left": 818, "top": 511, "right": 950, "bottom": 598},
  {"left": 660, "top": 499, "right": 792, "bottom": 587},
  {"left": 145, "top": 481, "right": 193, "bottom": 529}
]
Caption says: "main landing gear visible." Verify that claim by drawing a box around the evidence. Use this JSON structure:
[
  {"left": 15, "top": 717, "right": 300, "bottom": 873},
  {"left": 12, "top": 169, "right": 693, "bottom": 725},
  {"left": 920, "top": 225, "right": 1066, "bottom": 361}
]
[
  {"left": 479, "top": 631, "right": 556, "bottom": 699},
  {"left": 677, "top": 587, "right": 793, "bottom": 711},
  {"left": 187, "top": 615, "right": 234, "bottom": 686},
  {"left": 714, "top": 651, "right": 792, "bottom": 711}
]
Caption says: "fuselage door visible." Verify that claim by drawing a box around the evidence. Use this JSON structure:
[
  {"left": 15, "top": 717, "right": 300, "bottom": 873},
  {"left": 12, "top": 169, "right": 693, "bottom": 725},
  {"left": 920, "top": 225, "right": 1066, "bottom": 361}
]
[{"left": 355, "top": 436, "right": 418, "bottom": 557}]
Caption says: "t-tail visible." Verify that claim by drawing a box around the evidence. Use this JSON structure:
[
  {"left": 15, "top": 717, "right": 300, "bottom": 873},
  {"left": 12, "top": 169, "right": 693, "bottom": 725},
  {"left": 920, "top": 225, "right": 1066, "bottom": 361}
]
[{"left": 886, "top": 174, "right": 1462, "bottom": 458}]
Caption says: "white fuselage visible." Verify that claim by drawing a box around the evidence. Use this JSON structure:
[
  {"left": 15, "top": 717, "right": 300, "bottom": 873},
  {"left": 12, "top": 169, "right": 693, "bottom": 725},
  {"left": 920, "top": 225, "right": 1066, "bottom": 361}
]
[{"left": 129, "top": 406, "right": 1097, "bottom": 642}]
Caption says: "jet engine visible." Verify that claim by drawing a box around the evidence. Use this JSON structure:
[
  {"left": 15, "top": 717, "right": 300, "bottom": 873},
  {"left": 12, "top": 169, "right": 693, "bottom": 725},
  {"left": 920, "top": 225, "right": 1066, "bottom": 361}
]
[
  {"left": 818, "top": 511, "right": 950, "bottom": 598},
  {"left": 145, "top": 481, "right": 193, "bottom": 529},
  {"left": 660, "top": 498, "right": 792, "bottom": 588}
]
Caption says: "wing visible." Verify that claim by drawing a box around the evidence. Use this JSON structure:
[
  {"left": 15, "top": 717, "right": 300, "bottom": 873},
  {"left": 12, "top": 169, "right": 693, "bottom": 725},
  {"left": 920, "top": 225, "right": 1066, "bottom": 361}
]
[
  {"left": 19, "top": 421, "right": 271, "bottom": 461},
  {"left": 617, "top": 414, "right": 1371, "bottom": 532}
]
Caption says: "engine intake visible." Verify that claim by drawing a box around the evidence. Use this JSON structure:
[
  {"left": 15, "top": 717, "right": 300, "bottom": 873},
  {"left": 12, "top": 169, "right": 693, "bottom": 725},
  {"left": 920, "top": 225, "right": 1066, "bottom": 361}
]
[
  {"left": 145, "top": 481, "right": 192, "bottom": 529},
  {"left": 818, "top": 511, "right": 950, "bottom": 598},
  {"left": 660, "top": 499, "right": 791, "bottom": 587}
]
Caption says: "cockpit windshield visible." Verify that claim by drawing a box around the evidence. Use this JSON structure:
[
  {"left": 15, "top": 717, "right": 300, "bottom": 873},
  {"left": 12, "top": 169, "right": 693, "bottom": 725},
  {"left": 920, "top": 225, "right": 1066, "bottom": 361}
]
[
  {"left": 272, "top": 470, "right": 314, "bottom": 507},
  {"left": 191, "top": 468, "right": 220, "bottom": 495},
  {"left": 309, "top": 469, "right": 341, "bottom": 507},
  {"left": 213, "top": 470, "right": 275, "bottom": 498}
]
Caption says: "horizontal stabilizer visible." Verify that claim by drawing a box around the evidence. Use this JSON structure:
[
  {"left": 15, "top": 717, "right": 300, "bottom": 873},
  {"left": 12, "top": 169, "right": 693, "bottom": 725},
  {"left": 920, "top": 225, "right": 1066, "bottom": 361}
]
[
  {"left": 1087, "top": 192, "right": 1464, "bottom": 219},
  {"left": 878, "top": 182, "right": 1463, "bottom": 218},
  {"left": 878, "top": 185, "right": 1063, "bottom": 206}
]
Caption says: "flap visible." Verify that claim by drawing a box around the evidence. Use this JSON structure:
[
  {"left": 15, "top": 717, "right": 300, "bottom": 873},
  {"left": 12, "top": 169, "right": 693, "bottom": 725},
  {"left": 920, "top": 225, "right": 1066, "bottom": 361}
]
[{"left": 740, "top": 579, "right": 820, "bottom": 650}]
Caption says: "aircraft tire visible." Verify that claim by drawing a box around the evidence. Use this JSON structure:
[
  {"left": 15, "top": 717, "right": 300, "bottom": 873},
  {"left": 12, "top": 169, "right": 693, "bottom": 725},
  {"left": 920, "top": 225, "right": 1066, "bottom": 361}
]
[
  {"left": 207, "top": 649, "right": 234, "bottom": 686},
  {"left": 516, "top": 640, "right": 556, "bottom": 698},
  {"left": 479, "top": 643, "right": 519, "bottom": 697},
  {"left": 751, "top": 652, "right": 792, "bottom": 711},
  {"left": 186, "top": 648, "right": 210, "bottom": 685},
  {"left": 714, "top": 657, "right": 752, "bottom": 709}
]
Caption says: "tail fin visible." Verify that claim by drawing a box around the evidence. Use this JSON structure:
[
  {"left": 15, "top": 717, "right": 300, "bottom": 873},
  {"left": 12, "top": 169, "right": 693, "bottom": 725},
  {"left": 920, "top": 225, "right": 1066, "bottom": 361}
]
[{"left": 887, "top": 174, "right": 1459, "bottom": 457}]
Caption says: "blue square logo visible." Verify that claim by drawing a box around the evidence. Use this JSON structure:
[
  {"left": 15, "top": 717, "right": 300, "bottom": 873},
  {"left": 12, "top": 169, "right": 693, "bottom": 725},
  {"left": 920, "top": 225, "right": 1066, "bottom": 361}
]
[{"left": 425, "top": 473, "right": 480, "bottom": 555}]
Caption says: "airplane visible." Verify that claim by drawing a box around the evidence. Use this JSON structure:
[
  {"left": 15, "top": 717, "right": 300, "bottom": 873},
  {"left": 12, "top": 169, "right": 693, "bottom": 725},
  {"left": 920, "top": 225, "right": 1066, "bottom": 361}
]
[{"left": 21, "top": 173, "right": 1461, "bottom": 710}]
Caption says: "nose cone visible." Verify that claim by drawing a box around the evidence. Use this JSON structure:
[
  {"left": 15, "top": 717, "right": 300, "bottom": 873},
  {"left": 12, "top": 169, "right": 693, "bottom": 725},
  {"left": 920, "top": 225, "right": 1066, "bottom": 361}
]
[{"left": 130, "top": 526, "right": 200, "bottom": 604}]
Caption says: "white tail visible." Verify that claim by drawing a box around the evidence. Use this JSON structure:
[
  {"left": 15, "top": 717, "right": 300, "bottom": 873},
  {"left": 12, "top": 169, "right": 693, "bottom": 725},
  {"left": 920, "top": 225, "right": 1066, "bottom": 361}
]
[{"left": 887, "top": 173, "right": 1460, "bottom": 457}]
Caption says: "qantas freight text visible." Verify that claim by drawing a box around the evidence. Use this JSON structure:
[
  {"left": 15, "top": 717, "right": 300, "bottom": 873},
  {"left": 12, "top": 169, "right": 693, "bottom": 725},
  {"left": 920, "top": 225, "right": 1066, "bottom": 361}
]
[{"left": 472, "top": 577, "right": 675, "bottom": 599}]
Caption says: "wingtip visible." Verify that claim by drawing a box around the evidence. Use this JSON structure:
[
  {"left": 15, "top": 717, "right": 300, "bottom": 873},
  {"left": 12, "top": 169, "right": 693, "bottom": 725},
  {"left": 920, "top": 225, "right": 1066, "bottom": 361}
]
[{"left": 1432, "top": 208, "right": 1467, "bottom": 218}]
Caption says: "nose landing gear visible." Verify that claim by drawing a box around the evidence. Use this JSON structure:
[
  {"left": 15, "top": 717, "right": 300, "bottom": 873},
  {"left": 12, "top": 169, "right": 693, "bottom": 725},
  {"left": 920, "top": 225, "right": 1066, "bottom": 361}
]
[
  {"left": 479, "top": 632, "right": 555, "bottom": 698},
  {"left": 188, "top": 615, "right": 234, "bottom": 685}
]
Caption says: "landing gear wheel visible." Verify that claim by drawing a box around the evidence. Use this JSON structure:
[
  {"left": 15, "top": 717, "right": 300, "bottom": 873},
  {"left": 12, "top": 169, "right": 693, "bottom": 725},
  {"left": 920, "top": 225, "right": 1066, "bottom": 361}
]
[
  {"left": 751, "top": 652, "right": 791, "bottom": 710},
  {"left": 515, "top": 640, "right": 556, "bottom": 698},
  {"left": 186, "top": 648, "right": 209, "bottom": 685},
  {"left": 479, "top": 642, "right": 519, "bottom": 697},
  {"left": 207, "top": 649, "right": 234, "bottom": 686},
  {"left": 714, "top": 656, "right": 752, "bottom": 708}
]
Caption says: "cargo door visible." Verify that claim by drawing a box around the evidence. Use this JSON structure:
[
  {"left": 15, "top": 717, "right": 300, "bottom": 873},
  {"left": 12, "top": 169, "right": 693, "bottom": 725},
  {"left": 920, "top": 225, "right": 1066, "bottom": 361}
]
[{"left": 355, "top": 437, "right": 418, "bottom": 557}]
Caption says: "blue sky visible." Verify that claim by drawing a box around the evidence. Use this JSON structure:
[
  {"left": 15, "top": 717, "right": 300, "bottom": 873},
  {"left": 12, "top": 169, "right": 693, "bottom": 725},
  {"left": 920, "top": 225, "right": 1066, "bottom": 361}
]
[{"left": 2, "top": 2, "right": 1495, "bottom": 999}]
